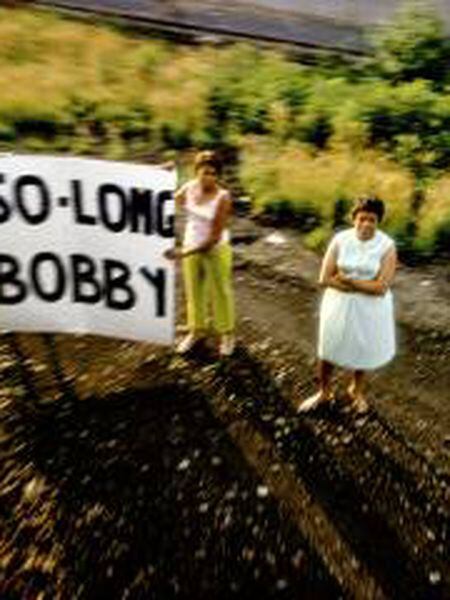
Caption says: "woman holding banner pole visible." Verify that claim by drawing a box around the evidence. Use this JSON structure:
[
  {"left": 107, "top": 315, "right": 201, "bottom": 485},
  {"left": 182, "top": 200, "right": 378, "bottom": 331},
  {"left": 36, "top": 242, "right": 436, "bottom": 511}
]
[{"left": 164, "top": 151, "right": 235, "bottom": 357}]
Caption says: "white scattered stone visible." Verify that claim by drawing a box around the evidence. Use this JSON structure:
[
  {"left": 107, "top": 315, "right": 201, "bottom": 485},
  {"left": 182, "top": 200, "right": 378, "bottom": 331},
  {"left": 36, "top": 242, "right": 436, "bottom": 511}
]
[
  {"left": 23, "top": 477, "right": 45, "bottom": 502},
  {"left": 429, "top": 571, "right": 441, "bottom": 585},
  {"left": 225, "top": 488, "right": 237, "bottom": 501},
  {"left": 177, "top": 458, "right": 191, "bottom": 471},
  {"left": 265, "top": 232, "right": 287, "bottom": 246},
  {"left": 256, "top": 485, "right": 269, "bottom": 499},
  {"left": 276, "top": 579, "right": 288, "bottom": 591}
]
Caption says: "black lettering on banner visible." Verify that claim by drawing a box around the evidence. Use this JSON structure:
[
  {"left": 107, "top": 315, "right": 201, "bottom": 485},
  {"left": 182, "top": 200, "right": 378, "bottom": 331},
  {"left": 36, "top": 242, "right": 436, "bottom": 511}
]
[
  {"left": 72, "top": 179, "right": 97, "bottom": 226},
  {"left": 156, "top": 191, "right": 174, "bottom": 238},
  {"left": 0, "top": 254, "right": 27, "bottom": 304},
  {"left": 15, "top": 175, "right": 50, "bottom": 225},
  {"left": 0, "top": 174, "right": 11, "bottom": 224},
  {"left": 70, "top": 254, "right": 102, "bottom": 304},
  {"left": 30, "top": 252, "right": 65, "bottom": 302},
  {"left": 140, "top": 266, "right": 166, "bottom": 317},
  {"left": 104, "top": 259, "right": 135, "bottom": 310},
  {"left": 99, "top": 184, "right": 127, "bottom": 233},
  {"left": 129, "top": 188, "right": 154, "bottom": 235}
]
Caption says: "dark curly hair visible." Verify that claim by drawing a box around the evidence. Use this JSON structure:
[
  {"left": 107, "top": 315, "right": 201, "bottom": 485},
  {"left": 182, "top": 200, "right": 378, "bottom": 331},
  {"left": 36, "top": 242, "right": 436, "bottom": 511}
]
[{"left": 351, "top": 196, "right": 385, "bottom": 223}]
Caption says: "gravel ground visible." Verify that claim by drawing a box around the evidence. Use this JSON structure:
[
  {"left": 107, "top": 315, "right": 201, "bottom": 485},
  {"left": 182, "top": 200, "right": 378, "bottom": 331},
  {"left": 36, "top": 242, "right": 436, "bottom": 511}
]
[{"left": 0, "top": 216, "right": 449, "bottom": 598}]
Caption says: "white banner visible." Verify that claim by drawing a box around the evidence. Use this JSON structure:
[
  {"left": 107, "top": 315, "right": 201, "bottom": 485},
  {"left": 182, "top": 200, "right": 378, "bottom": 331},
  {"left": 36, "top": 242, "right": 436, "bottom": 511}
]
[{"left": 0, "top": 154, "right": 176, "bottom": 344}]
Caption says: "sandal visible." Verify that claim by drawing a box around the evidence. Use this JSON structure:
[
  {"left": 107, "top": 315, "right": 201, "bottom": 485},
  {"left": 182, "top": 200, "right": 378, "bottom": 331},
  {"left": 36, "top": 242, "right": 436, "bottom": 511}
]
[
  {"left": 347, "top": 386, "right": 369, "bottom": 414},
  {"left": 219, "top": 334, "right": 236, "bottom": 357},
  {"left": 297, "top": 391, "right": 334, "bottom": 414},
  {"left": 176, "top": 333, "right": 203, "bottom": 354}
]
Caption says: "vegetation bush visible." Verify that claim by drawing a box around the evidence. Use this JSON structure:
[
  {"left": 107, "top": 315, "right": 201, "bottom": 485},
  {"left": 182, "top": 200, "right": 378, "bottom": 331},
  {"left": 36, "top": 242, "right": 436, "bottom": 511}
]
[
  {"left": 371, "top": 3, "right": 450, "bottom": 89},
  {"left": 416, "top": 176, "right": 450, "bottom": 256},
  {"left": 1, "top": 5, "right": 450, "bottom": 258}
]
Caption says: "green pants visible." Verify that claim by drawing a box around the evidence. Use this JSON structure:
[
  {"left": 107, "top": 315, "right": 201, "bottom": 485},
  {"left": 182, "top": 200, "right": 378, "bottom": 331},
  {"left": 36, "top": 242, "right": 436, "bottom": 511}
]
[{"left": 182, "top": 242, "right": 235, "bottom": 335}]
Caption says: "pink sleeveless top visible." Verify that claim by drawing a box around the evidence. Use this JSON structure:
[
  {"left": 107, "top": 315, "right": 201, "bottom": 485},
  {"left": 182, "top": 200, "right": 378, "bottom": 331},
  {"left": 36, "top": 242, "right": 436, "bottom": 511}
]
[{"left": 182, "top": 181, "right": 230, "bottom": 250}]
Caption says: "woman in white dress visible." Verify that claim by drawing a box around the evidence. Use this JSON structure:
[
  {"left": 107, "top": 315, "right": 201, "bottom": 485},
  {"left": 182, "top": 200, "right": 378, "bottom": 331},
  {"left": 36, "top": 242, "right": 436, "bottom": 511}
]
[{"left": 298, "top": 197, "right": 397, "bottom": 414}]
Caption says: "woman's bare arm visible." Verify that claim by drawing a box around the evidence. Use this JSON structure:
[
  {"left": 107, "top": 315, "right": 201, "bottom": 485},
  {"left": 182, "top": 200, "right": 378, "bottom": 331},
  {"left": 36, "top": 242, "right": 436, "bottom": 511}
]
[
  {"left": 339, "top": 246, "right": 397, "bottom": 296},
  {"left": 319, "top": 239, "right": 352, "bottom": 293},
  {"left": 174, "top": 183, "right": 188, "bottom": 208}
]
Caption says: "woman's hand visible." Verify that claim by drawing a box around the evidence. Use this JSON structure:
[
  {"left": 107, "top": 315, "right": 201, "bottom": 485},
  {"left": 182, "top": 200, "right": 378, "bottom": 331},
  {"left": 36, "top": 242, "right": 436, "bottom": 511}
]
[
  {"left": 335, "top": 272, "right": 385, "bottom": 295},
  {"left": 335, "top": 247, "right": 397, "bottom": 296},
  {"left": 319, "top": 274, "right": 353, "bottom": 292},
  {"left": 164, "top": 247, "right": 183, "bottom": 261},
  {"left": 329, "top": 275, "right": 353, "bottom": 292},
  {"left": 336, "top": 272, "right": 357, "bottom": 291},
  {"left": 161, "top": 160, "right": 176, "bottom": 171},
  {"left": 319, "top": 237, "right": 351, "bottom": 292},
  {"left": 338, "top": 272, "right": 389, "bottom": 296},
  {"left": 336, "top": 271, "right": 354, "bottom": 287}
]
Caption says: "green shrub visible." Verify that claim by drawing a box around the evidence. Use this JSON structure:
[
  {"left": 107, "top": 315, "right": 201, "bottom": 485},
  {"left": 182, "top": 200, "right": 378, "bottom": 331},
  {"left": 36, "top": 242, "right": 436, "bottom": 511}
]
[
  {"left": 3, "top": 5, "right": 450, "bottom": 259},
  {"left": 160, "top": 122, "right": 192, "bottom": 150},
  {"left": 333, "top": 197, "right": 352, "bottom": 228},
  {"left": 416, "top": 176, "right": 450, "bottom": 255},
  {"left": 296, "top": 111, "right": 332, "bottom": 149},
  {"left": 131, "top": 42, "right": 172, "bottom": 79},
  {"left": 240, "top": 139, "right": 413, "bottom": 241},
  {"left": 304, "top": 226, "right": 333, "bottom": 252},
  {"left": 0, "top": 122, "right": 15, "bottom": 142},
  {"left": 371, "top": 4, "right": 450, "bottom": 89},
  {"left": 349, "top": 80, "right": 450, "bottom": 175},
  {"left": 205, "top": 45, "right": 311, "bottom": 141},
  {"left": 0, "top": 101, "right": 73, "bottom": 141}
]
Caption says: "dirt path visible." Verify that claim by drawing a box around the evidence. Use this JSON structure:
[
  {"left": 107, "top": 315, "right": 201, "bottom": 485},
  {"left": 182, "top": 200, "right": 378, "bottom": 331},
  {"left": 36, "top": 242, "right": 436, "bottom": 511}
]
[{"left": 1, "top": 220, "right": 449, "bottom": 598}]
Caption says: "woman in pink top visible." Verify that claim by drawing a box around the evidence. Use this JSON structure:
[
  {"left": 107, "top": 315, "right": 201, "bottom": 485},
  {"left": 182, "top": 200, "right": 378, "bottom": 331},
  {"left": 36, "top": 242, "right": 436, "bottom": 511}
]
[{"left": 165, "top": 151, "right": 235, "bottom": 357}]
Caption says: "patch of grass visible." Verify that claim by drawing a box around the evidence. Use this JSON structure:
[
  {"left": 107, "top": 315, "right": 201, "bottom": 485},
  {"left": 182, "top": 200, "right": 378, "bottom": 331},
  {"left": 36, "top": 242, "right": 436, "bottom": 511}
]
[
  {"left": 416, "top": 176, "right": 450, "bottom": 256},
  {"left": 239, "top": 139, "right": 413, "bottom": 241},
  {"left": 1, "top": 6, "right": 450, "bottom": 258}
]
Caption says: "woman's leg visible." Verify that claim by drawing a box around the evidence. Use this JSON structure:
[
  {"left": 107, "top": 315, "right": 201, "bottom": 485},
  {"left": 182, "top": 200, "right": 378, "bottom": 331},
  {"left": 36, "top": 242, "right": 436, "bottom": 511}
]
[
  {"left": 182, "top": 253, "right": 208, "bottom": 335},
  {"left": 205, "top": 244, "right": 235, "bottom": 336},
  {"left": 318, "top": 360, "right": 334, "bottom": 399},
  {"left": 348, "top": 370, "right": 369, "bottom": 412},
  {"left": 298, "top": 360, "right": 335, "bottom": 412}
]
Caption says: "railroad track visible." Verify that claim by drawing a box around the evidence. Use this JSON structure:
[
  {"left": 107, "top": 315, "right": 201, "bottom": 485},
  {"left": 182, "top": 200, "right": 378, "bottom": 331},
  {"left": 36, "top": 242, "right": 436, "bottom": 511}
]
[{"left": 29, "top": 0, "right": 369, "bottom": 58}]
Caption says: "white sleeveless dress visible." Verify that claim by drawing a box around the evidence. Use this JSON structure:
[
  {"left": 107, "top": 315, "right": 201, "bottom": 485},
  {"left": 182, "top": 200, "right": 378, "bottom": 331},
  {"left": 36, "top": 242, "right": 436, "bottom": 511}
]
[
  {"left": 182, "top": 182, "right": 230, "bottom": 251},
  {"left": 318, "top": 228, "right": 396, "bottom": 370}
]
